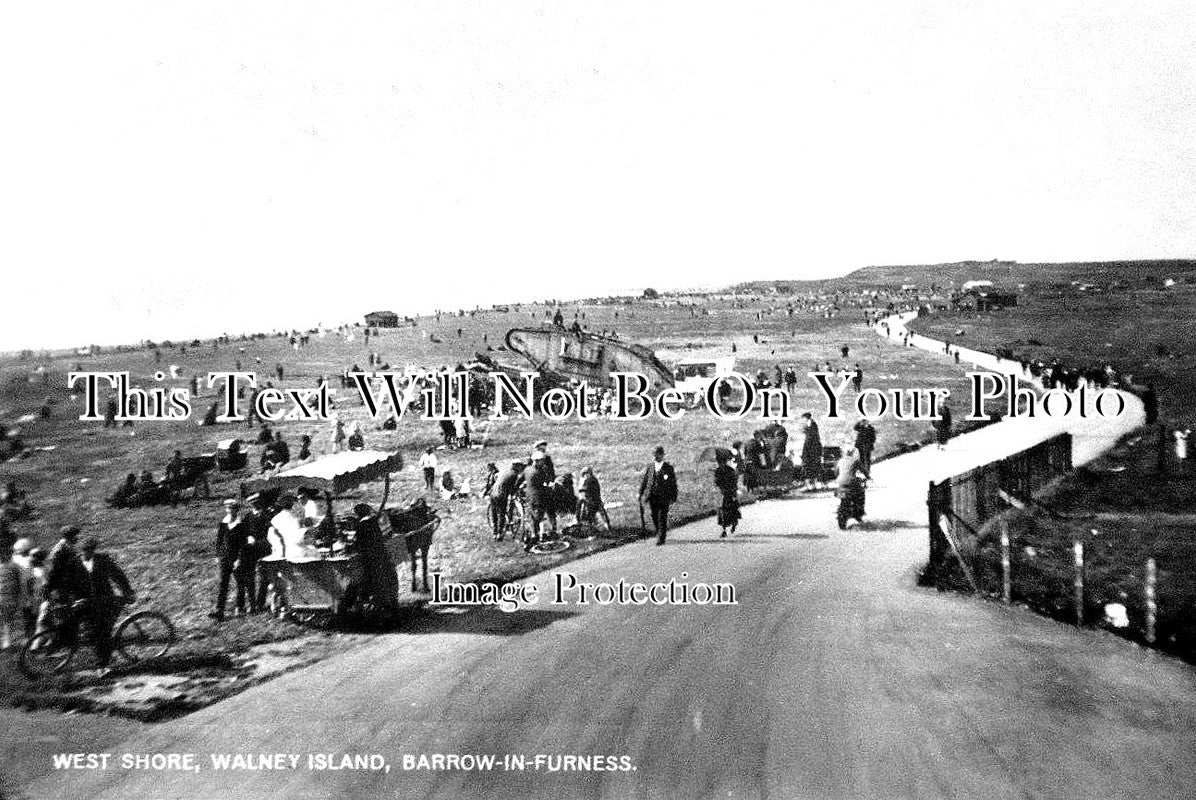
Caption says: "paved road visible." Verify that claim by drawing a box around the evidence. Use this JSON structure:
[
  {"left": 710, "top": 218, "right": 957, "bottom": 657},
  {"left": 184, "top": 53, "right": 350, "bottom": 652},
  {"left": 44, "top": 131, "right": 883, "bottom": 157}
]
[{"left": 25, "top": 322, "right": 1192, "bottom": 800}]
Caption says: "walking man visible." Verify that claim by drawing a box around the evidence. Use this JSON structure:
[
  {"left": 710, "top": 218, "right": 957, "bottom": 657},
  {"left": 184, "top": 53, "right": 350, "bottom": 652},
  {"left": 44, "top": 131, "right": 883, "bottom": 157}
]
[
  {"left": 639, "top": 446, "right": 678, "bottom": 546},
  {"left": 852, "top": 418, "right": 877, "bottom": 477}
]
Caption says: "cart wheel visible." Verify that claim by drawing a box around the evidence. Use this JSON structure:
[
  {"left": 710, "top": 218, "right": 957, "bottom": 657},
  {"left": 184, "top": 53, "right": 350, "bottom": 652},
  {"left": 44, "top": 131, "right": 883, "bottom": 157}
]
[
  {"left": 114, "top": 611, "right": 176, "bottom": 663},
  {"left": 288, "top": 609, "right": 323, "bottom": 625},
  {"left": 529, "top": 538, "right": 571, "bottom": 555},
  {"left": 20, "top": 629, "right": 77, "bottom": 680}
]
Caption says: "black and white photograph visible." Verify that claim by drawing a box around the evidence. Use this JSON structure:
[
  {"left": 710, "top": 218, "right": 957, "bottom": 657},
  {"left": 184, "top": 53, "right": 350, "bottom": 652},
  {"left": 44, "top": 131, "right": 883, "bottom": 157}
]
[{"left": 1, "top": 3, "right": 1194, "bottom": 799}]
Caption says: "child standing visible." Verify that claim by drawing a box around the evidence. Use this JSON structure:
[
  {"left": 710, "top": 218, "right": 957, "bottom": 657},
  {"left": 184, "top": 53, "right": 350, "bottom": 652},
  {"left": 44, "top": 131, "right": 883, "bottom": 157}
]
[{"left": 419, "top": 447, "right": 438, "bottom": 491}]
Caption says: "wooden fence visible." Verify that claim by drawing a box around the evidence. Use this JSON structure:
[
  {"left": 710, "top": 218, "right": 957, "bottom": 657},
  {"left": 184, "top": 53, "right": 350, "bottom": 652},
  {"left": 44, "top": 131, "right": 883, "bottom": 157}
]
[{"left": 926, "top": 432, "right": 1073, "bottom": 588}]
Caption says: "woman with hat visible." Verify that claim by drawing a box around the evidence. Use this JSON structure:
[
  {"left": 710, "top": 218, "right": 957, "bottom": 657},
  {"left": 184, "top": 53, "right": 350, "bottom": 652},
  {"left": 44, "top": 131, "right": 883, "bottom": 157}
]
[
  {"left": 578, "top": 467, "right": 611, "bottom": 532},
  {"left": 713, "top": 452, "right": 740, "bottom": 538},
  {"left": 799, "top": 413, "right": 823, "bottom": 491},
  {"left": 350, "top": 504, "right": 397, "bottom": 606}
]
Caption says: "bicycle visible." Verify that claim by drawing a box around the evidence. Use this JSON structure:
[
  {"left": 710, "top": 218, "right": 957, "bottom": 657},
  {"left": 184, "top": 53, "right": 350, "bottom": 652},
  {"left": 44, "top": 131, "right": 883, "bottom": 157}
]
[
  {"left": 563, "top": 496, "right": 615, "bottom": 540},
  {"left": 19, "top": 598, "right": 177, "bottom": 680},
  {"left": 503, "top": 494, "right": 525, "bottom": 540}
]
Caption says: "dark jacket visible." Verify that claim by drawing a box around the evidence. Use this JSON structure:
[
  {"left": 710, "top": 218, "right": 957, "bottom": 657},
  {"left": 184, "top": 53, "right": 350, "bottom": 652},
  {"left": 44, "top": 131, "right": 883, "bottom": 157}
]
[
  {"left": 934, "top": 408, "right": 953, "bottom": 442},
  {"left": 216, "top": 517, "right": 249, "bottom": 563},
  {"left": 526, "top": 453, "right": 555, "bottom": 483},
  {"left": 240, "top": 509, "right": 272, "bottom": 561},
  {"left": 46, "top": 540, "right": 90, "bottom": 601},
  {"left": 639, "top": 461, "right": 678, "bottom": 505},
  {"left": 82, "top": 552, "right": 134, "bottom": 602},
  {"left": 523, "top": 463, "right": 553, "bottom": 508},
  {"left": 714, "top": 464, "right": 738, "bottom": 499},
  {"left": 853, "top": 421, "right": 877, "bottom": 453},
  {"left": 491, "top": 466, "right": 523, "bottom": 503},
  {"left": 743, "top": 437, "right": 764, "bottom": 469},
  {"left": 353, "top": 514, "right": 398, "bottom": 601},
  {"left": 580, "top": 474, "right": 602, "bottom": 504},
  {"left": 801, "top": 422, "right": 822, "bottom": 466}
]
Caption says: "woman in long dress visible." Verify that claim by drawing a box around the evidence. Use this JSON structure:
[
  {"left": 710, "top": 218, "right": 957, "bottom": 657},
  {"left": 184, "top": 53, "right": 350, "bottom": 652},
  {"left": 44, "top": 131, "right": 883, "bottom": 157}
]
[
  {"left": 714, "top": 453, "right": 740, "bottom": 538},
  {"left": 330, "top": 416, "right": 346, "bottom": 453},
  {"left": 800, "top": 413, "right": 823, "bottom": 490}
]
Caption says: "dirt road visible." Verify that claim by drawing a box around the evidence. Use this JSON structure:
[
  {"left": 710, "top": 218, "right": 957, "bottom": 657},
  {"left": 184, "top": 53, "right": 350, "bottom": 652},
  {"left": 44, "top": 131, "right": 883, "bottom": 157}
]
[
  {"left": 18, "top": 320, "right": 1191, "bottom": 800},
  {"left": 24, "top": 402, "right": 1196, "bottom": 799}
]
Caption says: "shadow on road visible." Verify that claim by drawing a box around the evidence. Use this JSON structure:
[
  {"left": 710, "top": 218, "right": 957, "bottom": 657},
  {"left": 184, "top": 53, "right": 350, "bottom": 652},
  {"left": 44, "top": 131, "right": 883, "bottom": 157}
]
[
  {"left": 401, "top": 605, "right": 580, "bottom": 637},
  {"left": 857, "top": 519, "right": 920, "bottom": 532},
  {"left": 737, "top": 532, "right": 832, "bottom": 540}
]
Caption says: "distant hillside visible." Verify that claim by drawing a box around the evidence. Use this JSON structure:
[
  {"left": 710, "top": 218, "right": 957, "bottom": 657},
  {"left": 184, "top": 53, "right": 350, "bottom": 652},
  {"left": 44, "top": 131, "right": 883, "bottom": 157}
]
[
  {"left": 725, "top": 278, "right": 832, "bottom": 294},
  {"left": 729, "top": 259, "right": 1196, "bottom": 293}
]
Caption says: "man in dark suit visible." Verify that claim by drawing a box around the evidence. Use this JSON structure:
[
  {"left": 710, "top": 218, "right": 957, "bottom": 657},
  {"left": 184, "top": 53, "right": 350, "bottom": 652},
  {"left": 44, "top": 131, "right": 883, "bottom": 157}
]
[
  {"left": 523, "top": 452, "right": 556, "bottom": 550},
  {"left": 210, "top": 498, "right": 249, "bottom": 621},
  {"left": 45, "top": 525, "right": 90, "bottom": 605},
  {"left": 241, "top": 494, "right": 271, "bottom": 613},
  {"left": 79, "top": 537, "right": 136, "bottom": 667},
  {"left": 639, "top": 446, "right": 678, "bottom": 546}
]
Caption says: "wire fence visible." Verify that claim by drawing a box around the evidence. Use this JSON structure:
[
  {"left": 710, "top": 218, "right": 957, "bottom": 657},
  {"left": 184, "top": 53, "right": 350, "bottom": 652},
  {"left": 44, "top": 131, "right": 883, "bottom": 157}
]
[{"left": 925, "top": 431, "right": 1196, "bottom": 660}]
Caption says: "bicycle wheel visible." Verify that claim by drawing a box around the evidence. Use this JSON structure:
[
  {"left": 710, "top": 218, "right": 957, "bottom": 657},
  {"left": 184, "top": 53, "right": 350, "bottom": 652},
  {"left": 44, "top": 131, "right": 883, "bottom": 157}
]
[
  {"left": 19, "top": 629, "right": 77, "bottom": 680},
  {"left": 505, "top": 498, "right": 525, "bottom": 538},
  {"left": 529, "top": 538, "right": 571, "bottom": 555},
  {"left": 114, "top": 611, "right": 176, "bottom": 663}
]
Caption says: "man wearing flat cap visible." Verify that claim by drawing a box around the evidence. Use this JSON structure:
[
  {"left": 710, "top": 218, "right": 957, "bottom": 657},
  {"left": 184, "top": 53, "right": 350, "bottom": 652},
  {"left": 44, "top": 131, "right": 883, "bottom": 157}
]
[
  {"left": 529, "top": 440, "right": 556, "bottom": 483},
  {"left": 45, "top": 525, "right": 89, "bottom": 607},
  {"left": 639, "top": 446, "right": 678, "bottom": 545},
  {"left": 210, "top": 498, "right": 250, "bottom": 621}
]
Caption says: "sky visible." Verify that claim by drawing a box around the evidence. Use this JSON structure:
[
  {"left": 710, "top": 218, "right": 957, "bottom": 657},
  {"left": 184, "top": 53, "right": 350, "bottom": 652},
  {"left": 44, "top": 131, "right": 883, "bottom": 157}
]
[{"left": 2, "top": 1, "right": 1194, "bottom": 350}]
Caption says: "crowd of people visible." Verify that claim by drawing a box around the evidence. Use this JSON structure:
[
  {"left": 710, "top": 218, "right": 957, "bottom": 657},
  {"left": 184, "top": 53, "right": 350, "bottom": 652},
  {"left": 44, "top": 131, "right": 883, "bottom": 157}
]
[
  {"left": 0, "top": 292, "right": 1012, "bottom": 661},
  {"left": 0, "top": 525, "right": 136, "bottom": 668}
]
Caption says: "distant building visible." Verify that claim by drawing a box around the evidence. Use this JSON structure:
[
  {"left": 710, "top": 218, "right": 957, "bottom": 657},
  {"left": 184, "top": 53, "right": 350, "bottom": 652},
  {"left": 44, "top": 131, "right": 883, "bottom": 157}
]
[
  {"left": 953, "top": 289, "right": 1019, "bottom": 312},
  {"left": 364, "top": 311, "right": 400, "bottom": 327}
]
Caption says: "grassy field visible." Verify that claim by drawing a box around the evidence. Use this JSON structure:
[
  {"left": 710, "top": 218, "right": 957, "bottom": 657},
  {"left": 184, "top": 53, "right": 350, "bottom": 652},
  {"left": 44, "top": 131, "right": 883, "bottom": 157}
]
[
  {"left": 908, "top": 273, "right": 1196, "bottom": 661},
  {"left": 909, "top": 281, "right": 1196, "bottom": 427},
  {"left": 0, "top": 294, "right": 987, "bottom": 713}
]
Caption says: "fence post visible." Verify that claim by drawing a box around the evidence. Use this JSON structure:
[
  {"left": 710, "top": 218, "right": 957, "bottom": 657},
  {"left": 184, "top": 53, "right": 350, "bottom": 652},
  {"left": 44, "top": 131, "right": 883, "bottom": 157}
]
[
  {"left": 927, "top": 481, "right": 943, "bottom": 575},
  {"left": 1000, "top": 523, "right": 1011, "bottom": 604},
  {"left": 1072, "top": 540, "right": 1084, "bottom": 626},
  {"left": 1157, "top": 424, "right": 1167, "bottom": 475},
  {"left": 1145, "top": 557, "right": 1157, "bottom": 645}
]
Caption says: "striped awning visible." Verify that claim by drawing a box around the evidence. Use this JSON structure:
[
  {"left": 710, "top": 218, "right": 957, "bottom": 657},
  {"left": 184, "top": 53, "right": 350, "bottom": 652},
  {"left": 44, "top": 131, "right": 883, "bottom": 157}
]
[{"left": 242, "top": 450, "right": 403, "bottom": 495}]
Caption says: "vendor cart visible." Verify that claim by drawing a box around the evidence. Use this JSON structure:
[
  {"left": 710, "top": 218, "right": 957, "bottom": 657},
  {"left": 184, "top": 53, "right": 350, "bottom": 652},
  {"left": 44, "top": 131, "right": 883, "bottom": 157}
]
[{"left": 240, "top": 450, "right": 437, "bottom": 621}]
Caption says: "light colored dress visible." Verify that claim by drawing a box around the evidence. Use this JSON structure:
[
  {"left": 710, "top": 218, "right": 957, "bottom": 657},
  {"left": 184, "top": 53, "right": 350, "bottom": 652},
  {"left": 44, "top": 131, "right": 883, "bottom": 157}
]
[{"left": 269, "top": 509, "right": 307, "bottom": 559}]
